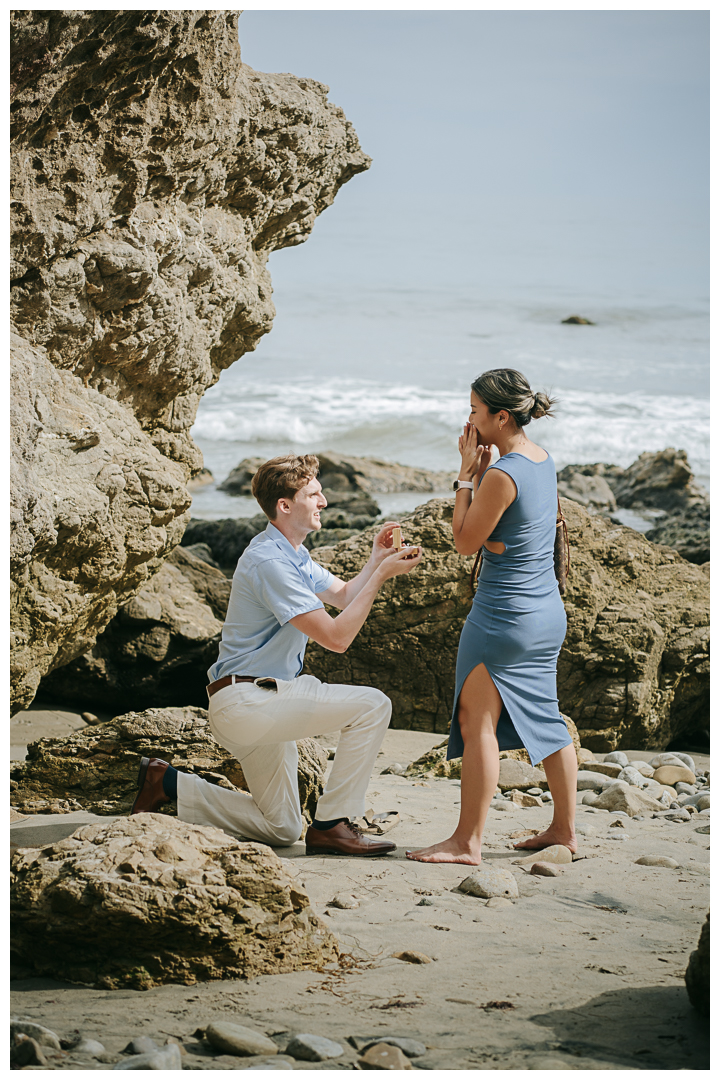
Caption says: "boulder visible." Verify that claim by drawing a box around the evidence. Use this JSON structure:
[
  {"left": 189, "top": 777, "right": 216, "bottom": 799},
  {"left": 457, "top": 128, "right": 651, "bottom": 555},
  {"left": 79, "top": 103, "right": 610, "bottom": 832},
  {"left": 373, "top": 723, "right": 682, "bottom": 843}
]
[
  {"left": 685, "top": 913, "right": 709, "bottom": 1016},
  {"left": 497, "top": 759, "right": 546, "bottom": 792},
  {"left": 556, "top": 467, "right": 617, "bottom": 511},
  {"left": 39, "top": 550, "right": 227, "bottom": 711},
  {"left": 591, "top": 785, "right": 665, "bottom": 815},
  {"left": 646, "top": 503, "right": 709, "bottom": 565},
  {"left": 10, "top": 10, "right": 370, "bottom": 712},
  {"left": 10, "top": 815, "right": 337, "bottom": 988},
  {"left": 653, "top": 764, "right": 696, "bottom": 787},
  {"left": 10, "top": 706, "right": 327, "bottom": 821},
  {"left": 181, "top": 516, "right": 269, "bottom": 569},
  {"left": 218, "top": 452, "right": 453, "bottom": 498},
  {"left": 609, "top": 449, "right": 708, "bottom": 515},
  {"left": 305, "top": 498, "right": 709, "bottom": 750}
]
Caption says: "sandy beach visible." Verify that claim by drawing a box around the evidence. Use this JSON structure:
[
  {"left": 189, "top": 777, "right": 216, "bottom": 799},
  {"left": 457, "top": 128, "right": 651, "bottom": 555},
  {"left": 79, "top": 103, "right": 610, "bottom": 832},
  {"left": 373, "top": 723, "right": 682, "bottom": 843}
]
[{"left": 10, "top": 707, "right": 709, "bottom": 1071}]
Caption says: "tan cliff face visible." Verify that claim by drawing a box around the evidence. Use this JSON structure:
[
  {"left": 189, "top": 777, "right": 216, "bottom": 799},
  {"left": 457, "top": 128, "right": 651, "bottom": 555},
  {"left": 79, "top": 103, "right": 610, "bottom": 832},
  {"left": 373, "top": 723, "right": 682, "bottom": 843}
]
[{"left": 10, "top": 10, "right": 370, "bottom": 711}]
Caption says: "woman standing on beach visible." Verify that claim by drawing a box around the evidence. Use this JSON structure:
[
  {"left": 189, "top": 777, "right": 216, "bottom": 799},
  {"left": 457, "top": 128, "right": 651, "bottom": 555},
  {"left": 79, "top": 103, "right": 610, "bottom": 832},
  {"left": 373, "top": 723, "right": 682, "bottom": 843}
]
[{"left": 407, "top": 368, "right": 576, "bottom": 864}]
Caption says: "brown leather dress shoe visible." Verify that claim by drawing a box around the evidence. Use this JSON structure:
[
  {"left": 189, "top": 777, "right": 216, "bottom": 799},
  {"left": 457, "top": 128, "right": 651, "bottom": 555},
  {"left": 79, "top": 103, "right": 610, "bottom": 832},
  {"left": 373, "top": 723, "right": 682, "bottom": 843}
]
[
  {"left": 130, "top": 757, "right": 171, "bottom": 815},
  {"left": 305, "top": 819, "right": 397, "bottom": 857}
]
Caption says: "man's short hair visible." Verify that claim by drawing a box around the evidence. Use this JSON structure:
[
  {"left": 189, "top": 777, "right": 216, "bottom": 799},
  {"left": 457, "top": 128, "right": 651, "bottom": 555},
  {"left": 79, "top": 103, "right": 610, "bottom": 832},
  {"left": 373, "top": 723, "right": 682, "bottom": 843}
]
[{"left": 251, "top": 454, "right": 320, "bottom": 520}]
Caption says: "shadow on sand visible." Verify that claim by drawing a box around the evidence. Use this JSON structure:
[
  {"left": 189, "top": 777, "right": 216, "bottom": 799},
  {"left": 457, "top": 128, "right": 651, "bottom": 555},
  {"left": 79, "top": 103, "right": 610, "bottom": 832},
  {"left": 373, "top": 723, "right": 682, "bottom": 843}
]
[{"left": 529, "top": 984, "right": 709, "bottom": 1070}]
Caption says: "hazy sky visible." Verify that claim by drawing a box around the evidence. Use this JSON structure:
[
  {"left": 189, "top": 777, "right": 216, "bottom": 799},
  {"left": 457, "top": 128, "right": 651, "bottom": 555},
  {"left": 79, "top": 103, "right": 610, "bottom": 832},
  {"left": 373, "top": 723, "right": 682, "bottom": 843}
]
[{"left": 238, "top": 10, "right": 709, "bottom": 298}]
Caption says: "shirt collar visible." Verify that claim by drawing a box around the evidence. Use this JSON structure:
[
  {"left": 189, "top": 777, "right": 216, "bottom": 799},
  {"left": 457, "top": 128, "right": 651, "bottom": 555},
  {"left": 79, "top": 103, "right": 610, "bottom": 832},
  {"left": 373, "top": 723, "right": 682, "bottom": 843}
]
[{"left": 265, "top": 522, "right": 310, "bottom": 566}]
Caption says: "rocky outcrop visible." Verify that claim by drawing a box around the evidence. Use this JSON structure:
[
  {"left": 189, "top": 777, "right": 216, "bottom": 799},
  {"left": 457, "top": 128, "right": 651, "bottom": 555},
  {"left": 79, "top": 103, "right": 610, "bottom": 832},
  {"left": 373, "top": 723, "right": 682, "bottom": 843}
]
[
  {"left": 39, "top": 548, "right": 229, "bottom": 711},
  {"left": 306, "top": 499, "right": 475, "bottom": 735},
  {"left": 304, "top": 497, "right": 709, "bottom": 750},
  {"left": 218, "top": 451, "right": 453, "bottom": 498},
  {"left": 10, "top": 10, "right": 369, "bottom": 711},
  {"left": 556, "top": 465, "right": 618, "bottom": 511},
  {"left": 181, "top": 506, "right": 379, "bottom": 570},
  {"left": 10, "top": 706, "right": 328, "bottom": 821},
  {"left": 10, "top": 815, "right": 338, "bottom": 988},
  {"left": 685, "top": 912, "right": 709, "bottom": 1016},
  {"left": 646, "top": 503, "right": 709, "bottom": 566},
  {"left": 610, "top": 449, "right": 708, "bottom": 514}
]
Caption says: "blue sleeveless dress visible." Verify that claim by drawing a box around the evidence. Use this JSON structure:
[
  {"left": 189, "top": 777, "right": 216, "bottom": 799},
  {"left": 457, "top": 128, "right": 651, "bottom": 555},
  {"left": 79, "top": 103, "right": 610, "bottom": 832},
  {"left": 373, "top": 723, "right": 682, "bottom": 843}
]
[{"left": 447, "top": 452, "right": 569, "bottom": 766}]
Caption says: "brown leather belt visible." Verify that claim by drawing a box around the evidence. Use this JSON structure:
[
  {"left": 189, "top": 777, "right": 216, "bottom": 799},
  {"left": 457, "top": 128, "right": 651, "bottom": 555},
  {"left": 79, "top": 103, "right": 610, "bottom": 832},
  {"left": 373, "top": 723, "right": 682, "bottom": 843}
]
[{"left": 207, "top": 675, "right": 258, "bottom": 698}]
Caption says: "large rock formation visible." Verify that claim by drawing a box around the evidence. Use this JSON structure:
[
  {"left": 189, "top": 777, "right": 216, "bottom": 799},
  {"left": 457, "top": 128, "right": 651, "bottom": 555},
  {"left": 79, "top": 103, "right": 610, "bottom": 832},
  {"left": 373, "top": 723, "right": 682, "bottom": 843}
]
[
  {"left": 39, "top": 547, "right": 229, "bottom": 711},
  {"left": 11, "top": 815, "right": 337, "bottom": 988},
  {"left": 10, "top": 706, "right": 328, "bottom": 821},
  {"left": 304, "top": 497, "right": 709, "bottom": 750},
  {"left": 610, "top": 448, "right": 708, "bottom": 514},
  {"left": 10, "top": 10, "right": 370, "bottom": 711},
  {"left": 218, "top": 451, "right": 454, "bottom": 498}
]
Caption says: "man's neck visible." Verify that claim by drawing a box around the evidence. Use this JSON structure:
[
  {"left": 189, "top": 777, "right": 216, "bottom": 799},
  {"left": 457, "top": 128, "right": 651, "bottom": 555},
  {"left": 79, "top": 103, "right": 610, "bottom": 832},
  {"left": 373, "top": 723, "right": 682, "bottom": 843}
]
[{"left": 270, "top": 518, "right": 309, "bottom": 552}]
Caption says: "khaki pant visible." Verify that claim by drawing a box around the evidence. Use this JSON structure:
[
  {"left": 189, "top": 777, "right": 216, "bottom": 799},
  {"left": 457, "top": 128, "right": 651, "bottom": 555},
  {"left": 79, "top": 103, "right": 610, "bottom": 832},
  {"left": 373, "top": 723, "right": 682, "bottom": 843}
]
[{"left": 176, "top": 674, "right": 392, "bottom": 846}]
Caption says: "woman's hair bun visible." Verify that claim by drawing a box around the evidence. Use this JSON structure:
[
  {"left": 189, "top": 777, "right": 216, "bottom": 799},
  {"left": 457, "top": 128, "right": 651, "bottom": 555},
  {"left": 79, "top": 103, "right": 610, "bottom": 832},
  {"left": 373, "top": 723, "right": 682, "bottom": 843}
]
[{"left": 530, "top": 391, "right": 554, "bottom": 419}]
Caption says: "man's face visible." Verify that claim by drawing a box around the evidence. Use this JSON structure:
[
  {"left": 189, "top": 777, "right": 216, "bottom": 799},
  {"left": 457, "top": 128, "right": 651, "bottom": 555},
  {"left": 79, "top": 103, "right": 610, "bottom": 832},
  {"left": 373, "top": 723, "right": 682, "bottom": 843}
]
[{"left": 278, "top": 476, "right": 327, "bottom": 532}]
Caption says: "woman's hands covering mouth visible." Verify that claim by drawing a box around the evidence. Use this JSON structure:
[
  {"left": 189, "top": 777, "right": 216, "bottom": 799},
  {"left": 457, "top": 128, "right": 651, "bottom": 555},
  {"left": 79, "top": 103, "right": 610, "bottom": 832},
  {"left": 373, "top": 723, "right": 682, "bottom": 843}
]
[{"left": 459, "top": 422, "right": 492, "bottom": 480}]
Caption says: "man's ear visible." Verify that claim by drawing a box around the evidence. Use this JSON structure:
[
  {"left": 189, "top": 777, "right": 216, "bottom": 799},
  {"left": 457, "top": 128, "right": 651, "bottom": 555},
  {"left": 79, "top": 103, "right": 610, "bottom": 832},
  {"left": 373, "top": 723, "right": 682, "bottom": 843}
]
[{"left": 277, "top": 497, "right": 292, "bottom": 516}]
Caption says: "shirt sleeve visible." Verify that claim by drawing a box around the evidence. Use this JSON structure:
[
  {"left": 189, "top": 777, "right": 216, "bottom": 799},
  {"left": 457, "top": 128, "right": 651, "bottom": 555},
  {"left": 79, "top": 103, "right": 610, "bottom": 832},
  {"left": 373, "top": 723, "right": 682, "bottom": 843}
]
[
  {"left": 310, "top": 559, "right": 335, "bottom": 595},
  {"left": 251, "top": 558, "right": 324, "bottom": 626}
]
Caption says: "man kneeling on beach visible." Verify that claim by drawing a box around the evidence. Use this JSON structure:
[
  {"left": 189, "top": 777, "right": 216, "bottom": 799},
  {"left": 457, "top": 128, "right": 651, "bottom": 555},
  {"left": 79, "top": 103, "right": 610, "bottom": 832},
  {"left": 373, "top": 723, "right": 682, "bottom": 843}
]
[{"left": 131, "top": 454, "right": 422, "bottom": 856}]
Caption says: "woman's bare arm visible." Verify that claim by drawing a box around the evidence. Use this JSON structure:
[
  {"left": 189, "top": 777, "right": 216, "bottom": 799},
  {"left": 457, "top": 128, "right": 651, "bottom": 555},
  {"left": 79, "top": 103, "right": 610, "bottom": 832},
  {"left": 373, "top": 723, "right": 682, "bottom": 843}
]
[{"left": 453, "top": 469, "right": 517, "bottom": 556}]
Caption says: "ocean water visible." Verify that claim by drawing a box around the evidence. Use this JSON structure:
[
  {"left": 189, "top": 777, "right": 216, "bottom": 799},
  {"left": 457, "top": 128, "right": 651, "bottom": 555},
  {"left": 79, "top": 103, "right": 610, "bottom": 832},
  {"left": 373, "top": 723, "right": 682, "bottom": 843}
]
[{"left": 190, "top": 285, "right": 709, "bottom": 522}]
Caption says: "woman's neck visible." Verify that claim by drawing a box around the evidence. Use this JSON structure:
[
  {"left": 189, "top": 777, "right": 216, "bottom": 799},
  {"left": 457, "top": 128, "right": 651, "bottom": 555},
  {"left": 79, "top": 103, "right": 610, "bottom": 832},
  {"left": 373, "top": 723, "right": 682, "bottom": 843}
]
[{"left": 497, "top": 427, "right": 531, "bottom": 457}]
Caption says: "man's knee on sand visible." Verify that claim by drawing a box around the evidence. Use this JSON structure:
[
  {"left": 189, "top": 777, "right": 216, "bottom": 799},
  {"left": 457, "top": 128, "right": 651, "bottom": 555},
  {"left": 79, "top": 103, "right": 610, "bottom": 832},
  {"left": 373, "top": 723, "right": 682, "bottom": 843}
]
[{"left": 265, "top": 818, "right": 304, "bottom": 846}]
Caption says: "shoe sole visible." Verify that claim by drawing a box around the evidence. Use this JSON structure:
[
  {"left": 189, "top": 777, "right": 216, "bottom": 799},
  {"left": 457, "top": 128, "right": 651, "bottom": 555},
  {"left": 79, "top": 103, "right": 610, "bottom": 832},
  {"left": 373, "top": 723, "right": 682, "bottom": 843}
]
[
  {"left": 130, "top": 757, "right": 151, "bottom": 815},
  {"left": 304, "top": 847, "right": 395, "bottom": 856}
]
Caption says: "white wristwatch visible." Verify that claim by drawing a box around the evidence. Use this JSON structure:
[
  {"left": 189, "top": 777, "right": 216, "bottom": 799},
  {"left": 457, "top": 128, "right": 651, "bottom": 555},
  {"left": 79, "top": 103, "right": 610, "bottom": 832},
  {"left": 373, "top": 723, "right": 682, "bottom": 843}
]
[{"left": 453, "top": 479, "right": 474, "bottom": 491}]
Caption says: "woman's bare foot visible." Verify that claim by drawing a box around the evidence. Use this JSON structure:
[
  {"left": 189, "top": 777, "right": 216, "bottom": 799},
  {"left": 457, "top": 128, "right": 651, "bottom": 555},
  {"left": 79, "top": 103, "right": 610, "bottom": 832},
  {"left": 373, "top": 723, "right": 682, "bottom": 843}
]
[
  {"left": 512, "top": 827, "right": 577, "bottom": 853},
  {"left": 405, "top": 838, "right": 482, "bottom": 864}
]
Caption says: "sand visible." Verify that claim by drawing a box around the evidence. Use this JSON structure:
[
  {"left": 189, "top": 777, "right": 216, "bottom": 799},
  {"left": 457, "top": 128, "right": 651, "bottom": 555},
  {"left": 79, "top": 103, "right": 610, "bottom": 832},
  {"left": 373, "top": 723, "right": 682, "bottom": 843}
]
[{"left": 10, "top": 708, "right": 710, "bottom": 1070}]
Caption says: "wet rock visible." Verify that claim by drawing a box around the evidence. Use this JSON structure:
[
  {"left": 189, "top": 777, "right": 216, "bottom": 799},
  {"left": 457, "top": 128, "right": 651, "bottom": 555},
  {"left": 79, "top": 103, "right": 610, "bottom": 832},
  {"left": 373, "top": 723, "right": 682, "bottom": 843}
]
[
  {"left": 392, "top": 950, "right": 432, "bottom": 964},
  {"left": 182, "top": 515, "right": 268, "bottom": 569},
  {"left": 10, "top": 705, "right": 327, "bottom": 820},
  {"left": 10, "top": 11, "right": 369, "bottom": 714},
  {"left": 10, "top": 816, "right": 337, "bottom": 987},
  {"left": 363, "top": 1038, "right": 426, "bottom": 1059},
  {"left": 561, "top": 315, "right": 596, "bottom": 325},
  {"left": 685, "top": 913, "right": 709, "bottom": 1016},
  {"left": 114, "top": 1044, "right": 182, "bottom": 1070},
  {"left": 530, "top": 862, "right": 561, "bottom": 877},
  {"left": 359, "top": 1042, "right": 413, "bottom": 1069},
  {"left": 647, "top": 502, "right": 709, "bottom": 565},
  {"left": 514, "top": 845, "right": 573, "bottom": 867},
  {"left": 653, "top": 765, "right": 696, "bottom": 786},
  {"left": 458, "top": 867, "right": 519, "bottom": 899},
  {"left": 285, "top": 1034, "right": 345, "bottom": 1061},
  {"left": 10, "top": 1021, "right": 62, "bottom": 1050},
  {"left": 306, "top": 499, "right": 708, "bottom": 747},
  {"left": 635, "top": 855, "right": 679, "bottom": 868}
]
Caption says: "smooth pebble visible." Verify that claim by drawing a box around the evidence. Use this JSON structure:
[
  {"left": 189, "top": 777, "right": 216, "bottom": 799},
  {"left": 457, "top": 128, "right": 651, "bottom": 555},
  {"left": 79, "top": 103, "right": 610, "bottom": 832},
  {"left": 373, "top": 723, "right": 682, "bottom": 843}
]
[
  {"left": 458, "top": 866, "right": 519, "bottom": 899},
  {"left": 635, "top": 855, "right": 679, "bottom": 868},
  {"left": 113, "top": 1045, "right": 182, "bottom": 1070},
  {"left": 362, "top": 1037, "right": 426, "bottom": 1058},
  {"left": 603, "top": 751, "right": 629, "bottom": 767},
  {"left": 285, "top": 1034, "right": 345, "bottom": 1062},
  {"left": 205, "top": 1022, "right": 278, "bottom": 1058}
]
